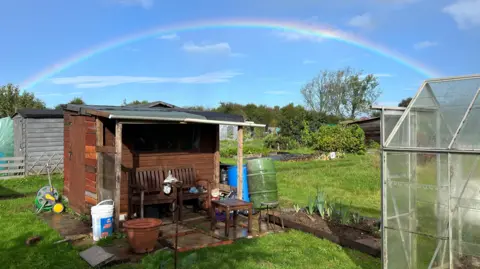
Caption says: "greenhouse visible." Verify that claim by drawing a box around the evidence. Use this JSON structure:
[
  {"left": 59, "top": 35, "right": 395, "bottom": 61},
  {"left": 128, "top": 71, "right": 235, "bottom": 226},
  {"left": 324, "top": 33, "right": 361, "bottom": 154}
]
[{"left": 380, "top": 75, "right": 480, "bottom": 269}]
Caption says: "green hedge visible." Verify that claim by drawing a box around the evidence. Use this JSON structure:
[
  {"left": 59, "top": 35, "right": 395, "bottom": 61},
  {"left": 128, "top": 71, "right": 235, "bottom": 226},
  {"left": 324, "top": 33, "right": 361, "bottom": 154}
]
[
  {"left": 220, "top": 145, "right": 270, "bottom": 158},
  {"left": 312, "top": 124, "right": 366, "bottom": 154}
]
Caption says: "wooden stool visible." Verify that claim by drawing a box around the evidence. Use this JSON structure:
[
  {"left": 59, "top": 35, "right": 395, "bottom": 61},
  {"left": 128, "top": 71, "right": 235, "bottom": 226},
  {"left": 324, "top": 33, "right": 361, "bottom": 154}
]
[
  {"left": 210, "top": 199, "right": 253, "bottom": 237},
  {"left": 258, "top": 201, "right": 284, "bottom": 232}
]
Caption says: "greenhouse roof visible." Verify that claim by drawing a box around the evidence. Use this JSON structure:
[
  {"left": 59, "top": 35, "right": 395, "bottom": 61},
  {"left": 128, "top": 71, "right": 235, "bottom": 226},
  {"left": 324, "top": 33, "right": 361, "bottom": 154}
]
[{"left": 385, "top": 74, "right": 480, "bottom": 151}]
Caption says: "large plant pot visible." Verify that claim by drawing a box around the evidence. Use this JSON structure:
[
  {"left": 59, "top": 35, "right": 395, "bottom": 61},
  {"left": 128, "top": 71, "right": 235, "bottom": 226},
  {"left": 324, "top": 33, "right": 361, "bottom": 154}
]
[{"left": 123, "top": 218, "right": 163, "bottom": 254}]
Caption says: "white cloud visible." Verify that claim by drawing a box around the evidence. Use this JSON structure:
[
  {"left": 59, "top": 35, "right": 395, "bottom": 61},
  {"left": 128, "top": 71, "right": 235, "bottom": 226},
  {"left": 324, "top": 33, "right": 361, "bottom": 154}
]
[
  {"left": 181, "top": 42, "right": 245, "bottom": 57},
  {"left": 158, "top": 33, "right": 179, "bottom": 40},
  {"left": 50, "top": 71, "right": 242, "bottom": 88},
  {"left": 443, "top": 0, "right": 480, "bottom": 29},
  {"left": 348, "top": 13, "right": 375, "bottom": 30},
  {"left": 114, "top": 0, "right": 153, "bottom": 9},
  {"left": 264, "top": 90, "right": 292, "bottom": 95},
  {"left": 302, "top": 59, "right": 317, "bottom": 65},
  {"left": 414, "top": 41, "right": 438, "bottom": 50}
]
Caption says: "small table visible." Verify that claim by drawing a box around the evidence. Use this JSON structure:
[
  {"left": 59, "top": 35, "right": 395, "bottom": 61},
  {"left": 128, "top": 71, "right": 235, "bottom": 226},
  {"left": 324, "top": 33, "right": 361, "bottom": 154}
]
[{"left": 210, "top": 199, "right": 253, "bottom": 237}]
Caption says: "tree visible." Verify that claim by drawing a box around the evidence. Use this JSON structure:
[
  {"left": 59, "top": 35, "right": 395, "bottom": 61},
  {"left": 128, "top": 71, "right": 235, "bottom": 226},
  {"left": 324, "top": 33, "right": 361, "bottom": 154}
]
[
  {"left": 398, "top": 97, "right": 412, "bottom": 107},
  {"left": 301, "top": 67, "right": 381, "bottom": 119},
  {"left": 0, "top": 83, "right": 45, "bottom": 117},
  {"left": 371, "top": 111, "right": 381, "bottom": 117},
  {"left": 54, "top": 97, "right": 86, "bottom": 110}
]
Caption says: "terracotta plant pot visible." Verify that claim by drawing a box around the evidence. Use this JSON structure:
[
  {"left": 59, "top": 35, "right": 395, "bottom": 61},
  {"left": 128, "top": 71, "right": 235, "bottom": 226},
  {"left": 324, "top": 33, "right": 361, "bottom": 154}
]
[{"left": 123, "top": 218, "right": 163, "bottom": 254}]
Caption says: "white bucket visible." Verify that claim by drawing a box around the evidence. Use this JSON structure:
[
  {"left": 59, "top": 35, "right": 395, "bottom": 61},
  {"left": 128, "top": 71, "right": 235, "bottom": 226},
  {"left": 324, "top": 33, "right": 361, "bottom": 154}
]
[{"left": 91, "top": 199, "right": 114, "bottom": 241}]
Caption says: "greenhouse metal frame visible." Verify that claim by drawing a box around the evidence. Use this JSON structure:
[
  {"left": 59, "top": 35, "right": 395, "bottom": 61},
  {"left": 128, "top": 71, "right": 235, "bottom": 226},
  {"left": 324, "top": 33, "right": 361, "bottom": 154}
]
[{"left": 378, "top": 74, "right": 480, "bottom": 269}]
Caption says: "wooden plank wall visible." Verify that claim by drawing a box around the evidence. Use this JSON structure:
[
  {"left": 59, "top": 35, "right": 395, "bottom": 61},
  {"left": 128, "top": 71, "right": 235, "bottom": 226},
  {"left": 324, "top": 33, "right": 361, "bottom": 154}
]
[
  {"left": 22, "top": 117, "right": 64, "bottom": 175},
  {"left": 12, "top": 116, "right": 24, "bottom": 160},
  {"left": 63, "top": 111, "right": 98, "bottom": 213},
  {"left": 356, "top": 119, "right": 381, "bottom": 143},
  {"left": 66, "top": 117, "right": 219, "bottom": 215},
  {"left": 104, "top": 123, "right": 217, "bottom": 213}
]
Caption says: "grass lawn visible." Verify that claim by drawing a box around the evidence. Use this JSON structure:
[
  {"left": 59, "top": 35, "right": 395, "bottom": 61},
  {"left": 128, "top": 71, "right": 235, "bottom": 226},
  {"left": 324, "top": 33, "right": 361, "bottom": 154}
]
[
  {"left": 223, "top": 153, "right": 381, "bottom": 218},
  {"left": 0, "top": 154, "right": 381, "bottom": 269}
]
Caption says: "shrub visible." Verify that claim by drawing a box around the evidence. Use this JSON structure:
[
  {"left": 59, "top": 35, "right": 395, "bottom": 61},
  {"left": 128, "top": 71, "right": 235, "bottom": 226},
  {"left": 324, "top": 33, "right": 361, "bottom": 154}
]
[
  {"left": 312, "top": 124, "right": 366, "bottom": 154},
  {"left": 220, "top": 144, "right": 270, "bottom": 158},
  {"left": 366, "top": 140, "right": 380, "bottom": 149},
  {"left": 263, "top": 134, "right": 300, "bottom": 150}
]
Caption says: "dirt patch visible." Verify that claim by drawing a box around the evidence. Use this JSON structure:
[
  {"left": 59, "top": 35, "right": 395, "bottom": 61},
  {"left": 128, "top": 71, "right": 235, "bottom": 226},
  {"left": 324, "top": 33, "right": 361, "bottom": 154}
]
[
  {"left": 455, "top": 255, "right": 480, "bottom": 269},
  {"left": 280, "top": 212, "right": 378, "bottom": 241},
  {"left": 272, "top": 211, "right": 381, "bottom": 257}
]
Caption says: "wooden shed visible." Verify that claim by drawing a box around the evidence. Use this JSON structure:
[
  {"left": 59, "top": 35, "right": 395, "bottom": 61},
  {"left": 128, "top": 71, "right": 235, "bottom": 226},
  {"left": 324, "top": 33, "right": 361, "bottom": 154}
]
[
  {"left": 12, "top": 109, "right": 64, "bottom": 175},
  {"left": 346, "top": 117, "right": 381, "bottom": 143},
  {"left": 62, "top": 104, "right": 264, "bottom": 230}
]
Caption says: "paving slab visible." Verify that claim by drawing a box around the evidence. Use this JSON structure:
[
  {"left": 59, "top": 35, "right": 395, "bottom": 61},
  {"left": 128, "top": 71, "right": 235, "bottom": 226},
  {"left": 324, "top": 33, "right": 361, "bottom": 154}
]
[{"left": 79, "top": 245, "right": 115, "bottom": 267}]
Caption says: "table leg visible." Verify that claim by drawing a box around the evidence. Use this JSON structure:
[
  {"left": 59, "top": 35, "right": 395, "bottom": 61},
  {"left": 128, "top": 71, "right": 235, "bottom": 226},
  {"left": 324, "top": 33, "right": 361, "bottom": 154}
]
[
  {"left": 225, "top": 208, "right": 230, "bottom": 237},
  {"left": 210, "top": 205, "right": 216, "bottom": 232},
  {"left": 248, "top": 205, "right": 252, "bottom": 234},
  {"left": 233, "top": 210, "right": 238, "bottom": 229}
]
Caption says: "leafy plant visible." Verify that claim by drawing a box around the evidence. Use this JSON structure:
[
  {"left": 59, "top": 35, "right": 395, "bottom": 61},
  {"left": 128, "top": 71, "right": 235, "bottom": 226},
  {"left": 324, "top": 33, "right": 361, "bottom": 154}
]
[
  {"left": 293, "top": 204, "right": 301, "bottom": 213},
  {"left": 306, "top": 196, "right": 316, "bottom": 215},
  {"left": 315, "top": 190, "right": 326, "bottom": 218},
  {"left": 352, "top": 212, "right": 361, "bottom": 224},
  {"left": 312, "top": 124, "right": 366, "bottom": 154},
  {"left": 324, "top": 199, "right": 332, "bottom": 219}
]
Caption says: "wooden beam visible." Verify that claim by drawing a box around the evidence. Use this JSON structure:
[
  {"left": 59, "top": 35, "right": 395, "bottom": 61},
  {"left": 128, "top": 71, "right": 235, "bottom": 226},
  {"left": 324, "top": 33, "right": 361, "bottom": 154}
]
[
  {"left": 96, "top": 118, "right": 104, "bottom": 202},
  {"left": 96, "top": 146, "right": 115, "bottom": 153},
  {"left": 213, "top": 125, "right": 220, "bottom": 186},
  {"left": 237, "top": 126, "right": 244, "bottom": 200},
  {"left": 114, "top": 121, "right": 123, "bottom": 231}
]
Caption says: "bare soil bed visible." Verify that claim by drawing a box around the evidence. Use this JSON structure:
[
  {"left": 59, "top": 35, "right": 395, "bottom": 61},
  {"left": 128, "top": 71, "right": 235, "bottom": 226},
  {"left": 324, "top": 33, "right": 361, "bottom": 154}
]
[{"left": 271, "top": 211, "right": 381, "bottom": 257}]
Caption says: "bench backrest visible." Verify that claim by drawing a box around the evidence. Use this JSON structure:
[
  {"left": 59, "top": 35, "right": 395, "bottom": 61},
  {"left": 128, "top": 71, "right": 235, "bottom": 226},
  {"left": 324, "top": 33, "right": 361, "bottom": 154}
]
[
  {"left": 166, "top": 167, "right": 196, "bottom": 189},
  {"left": 131, "top": 168, "right": 165, "bottom": 191}
]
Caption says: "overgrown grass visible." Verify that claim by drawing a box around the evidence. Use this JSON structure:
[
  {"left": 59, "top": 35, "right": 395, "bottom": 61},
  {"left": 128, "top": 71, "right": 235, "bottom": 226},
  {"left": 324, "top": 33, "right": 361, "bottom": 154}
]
[
  {"left": 135, "top": 230, "right": 380, "bottom": 269},
  {"left": 222, "top": 154, "right": 381, "bottom": 217},
  {"left": 0, "top": 158, "right": 381, "bottom": 269},
  {"left": 0, "top": 175, "right": 89, "bottom": 269}
]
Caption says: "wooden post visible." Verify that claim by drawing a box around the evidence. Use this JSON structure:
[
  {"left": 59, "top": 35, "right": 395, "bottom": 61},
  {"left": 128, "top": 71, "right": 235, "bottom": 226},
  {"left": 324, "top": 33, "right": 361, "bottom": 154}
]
[
  {"left": 96, "top": 118, "right": 104, "bottom": 202},
  {"left": 114, "top": 121, "right": 122, "bottom": 232},
  {"left": 237, "top": 126, "right": 244, "bottom": 200},
  {"left": 214, "top": 125, "right": 220, "bottom": 185}
]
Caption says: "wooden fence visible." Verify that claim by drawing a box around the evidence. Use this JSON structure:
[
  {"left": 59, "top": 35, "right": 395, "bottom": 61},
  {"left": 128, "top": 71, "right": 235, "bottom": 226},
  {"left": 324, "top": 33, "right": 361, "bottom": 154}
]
[{"left": 0, "top": 157, "right": 25, "bottom": 179}]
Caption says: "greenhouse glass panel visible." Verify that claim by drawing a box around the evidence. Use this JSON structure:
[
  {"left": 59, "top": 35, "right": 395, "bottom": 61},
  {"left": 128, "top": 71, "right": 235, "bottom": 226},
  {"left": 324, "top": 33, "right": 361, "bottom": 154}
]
[{"left": 381, "top": 75, "right": 480, "bottom": 269}]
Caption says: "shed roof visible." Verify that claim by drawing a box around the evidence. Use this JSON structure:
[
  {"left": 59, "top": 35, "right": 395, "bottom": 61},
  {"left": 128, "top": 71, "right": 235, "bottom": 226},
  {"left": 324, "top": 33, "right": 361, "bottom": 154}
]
[
  {"left": 126, "top": 101, "right": 177, "bottom": 108},
  {"left": 345, "top": 117, "right": 380, "bottom": 125},
  {"left": 65, "top": 104, "right": 265, "bottom": 127},
  {"left": 12, "top": 109, "right": 64, "bottom": 119}
]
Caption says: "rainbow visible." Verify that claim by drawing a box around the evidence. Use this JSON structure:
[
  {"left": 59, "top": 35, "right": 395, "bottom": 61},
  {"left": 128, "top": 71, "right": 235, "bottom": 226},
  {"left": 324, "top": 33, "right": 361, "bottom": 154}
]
[{"left": 21, "top": 18, "right": 442, "bottom": 89}]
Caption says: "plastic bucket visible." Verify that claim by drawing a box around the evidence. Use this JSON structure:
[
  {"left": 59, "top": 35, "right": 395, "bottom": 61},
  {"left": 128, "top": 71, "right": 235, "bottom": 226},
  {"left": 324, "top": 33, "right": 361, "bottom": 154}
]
[
  {"left": 91, "top": 199, "right": 114, "bottom": 241},
  {"left": 227, "top": 165, "right": 249, "bottom": 202}
]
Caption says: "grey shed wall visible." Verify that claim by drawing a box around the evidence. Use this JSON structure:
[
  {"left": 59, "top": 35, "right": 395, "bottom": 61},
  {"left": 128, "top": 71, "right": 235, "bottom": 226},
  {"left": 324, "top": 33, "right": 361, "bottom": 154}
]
[{"left": 13, "top": 115, "right": 64, "bottom": 175}]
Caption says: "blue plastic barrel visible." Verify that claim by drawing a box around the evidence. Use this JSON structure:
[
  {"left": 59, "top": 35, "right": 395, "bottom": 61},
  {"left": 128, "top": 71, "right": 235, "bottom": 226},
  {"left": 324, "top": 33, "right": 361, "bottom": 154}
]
[
  {"left": 0, "top": 152, "right": 4, "bottom": 171},
  {"left": 227, "top": 164, "right": 249, "bottom": 202}
]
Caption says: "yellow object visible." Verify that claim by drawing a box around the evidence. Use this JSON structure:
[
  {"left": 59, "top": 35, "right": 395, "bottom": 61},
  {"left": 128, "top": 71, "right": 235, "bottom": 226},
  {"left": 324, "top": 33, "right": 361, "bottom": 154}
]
[
  {"left": 45, "top": 193, "right": 55, "bottom": 201},
  {"left": 53, "top": 203, "right": 64, "bottom": 213}
]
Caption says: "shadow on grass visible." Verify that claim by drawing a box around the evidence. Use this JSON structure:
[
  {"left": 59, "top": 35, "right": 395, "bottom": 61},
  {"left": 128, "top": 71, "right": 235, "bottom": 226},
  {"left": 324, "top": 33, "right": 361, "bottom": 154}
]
[
  {"left": 1, "top": 232, "right": 89, "bottom": 269},
  {"left": 136, "top": 231, "right": 380, "bottom": 269},
  {"left": 0, "top": 185, "right": 34, "bottom": 200}
]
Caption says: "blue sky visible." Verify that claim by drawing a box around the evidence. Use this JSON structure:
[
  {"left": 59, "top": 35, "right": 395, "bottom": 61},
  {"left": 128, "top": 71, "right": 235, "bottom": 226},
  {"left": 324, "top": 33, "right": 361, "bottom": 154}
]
[{"left": 0, "top": 0, "right": 479, "bottom": 109}]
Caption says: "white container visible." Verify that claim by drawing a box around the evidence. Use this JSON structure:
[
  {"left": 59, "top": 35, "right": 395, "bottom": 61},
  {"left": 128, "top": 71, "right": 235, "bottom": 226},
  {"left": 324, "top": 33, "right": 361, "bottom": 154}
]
[
  {"left": 91, "top": 199, "right": 114, "bottom": 241},
  {"left": 329, "top": 152, "right": 336, "bottom": 159}
]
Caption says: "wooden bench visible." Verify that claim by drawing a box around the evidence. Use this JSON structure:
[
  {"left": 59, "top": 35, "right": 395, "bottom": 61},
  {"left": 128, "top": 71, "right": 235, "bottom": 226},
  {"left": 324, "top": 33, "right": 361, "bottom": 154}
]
[
  {"left": 128, "top": 167, "right": 177, "bottom": 221},
  {"left": 167, "top": 166, "right": 212, "bottom": 220}
]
